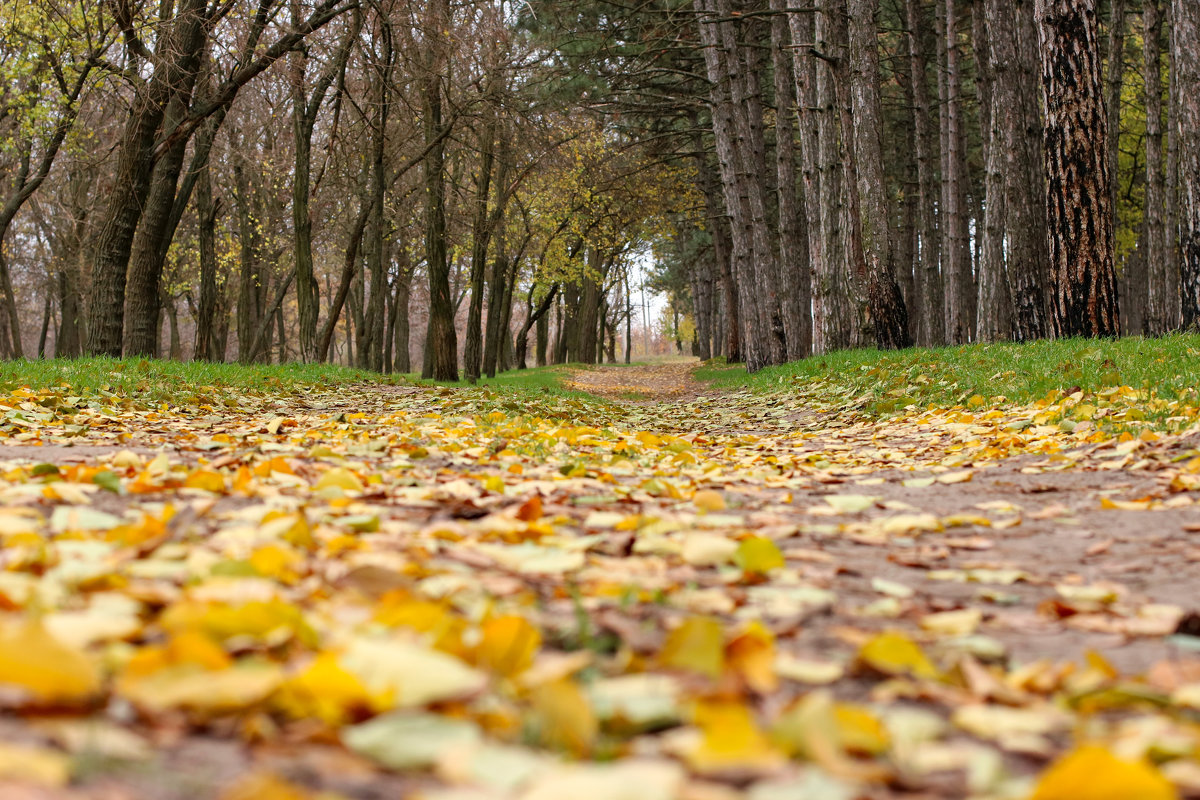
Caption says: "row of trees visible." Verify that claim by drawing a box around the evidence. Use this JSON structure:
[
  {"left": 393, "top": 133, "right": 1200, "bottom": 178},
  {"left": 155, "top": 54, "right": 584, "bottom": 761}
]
[
  {"left": 0, "top": 0, "right": 687, "bottom": 379},
  {"left": 633, "top": 0, "right": 1199, "bottom": 369},
  {"left": 1, "top": 0, "right": 1198, "bottom": 375}
]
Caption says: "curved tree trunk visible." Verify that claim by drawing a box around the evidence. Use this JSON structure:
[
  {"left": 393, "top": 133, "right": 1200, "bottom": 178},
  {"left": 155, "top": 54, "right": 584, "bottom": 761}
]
[{"left": 85, "top": 0, "right": 208, "bottom": 357}]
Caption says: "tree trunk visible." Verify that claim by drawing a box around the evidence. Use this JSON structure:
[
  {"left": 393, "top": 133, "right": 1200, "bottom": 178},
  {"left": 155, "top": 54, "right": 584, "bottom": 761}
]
[
  {"left": 977, "top": 0, "right": 1020, "bottom": 342},
  {"left": 905, "top": 0, "right": 944, "bottom": 346},
  {"left": 770, "top": 0, "right": 811, "bottom": 360},
  {"left": 1106, "top": 0, "right": 1126, "bottom": 226},
  {"left": 292, "top": 10, "right": 360, "bottom": 362},
  {"left": 942, "top": 0, "right": 972, "bottom": 344},
  {"left": 1143, "top": 0, "right": 1167, "bottom": 334},
  {"left": 358, "top": 21, "right": 392, "bottom": 373},
  {"left": 463, "top": 102, "right": 500, "bottom": 382},
  {"left": 1009, "top": 0, "right": 1052, "bottom": 341},
  {"left": 392, "top": 237, "right": 412, "bottom": 373},
  {"left": 1163, "top": 0, "right": 1181, "bottom": 329},
  {"left": 1036, "top": 0, "right": 1120, "bottom": 336},
  {"left": 194, "top": 164, "right": 221, "bottom": 361},
  {"left": 420, "top": 0, "right": 457, "bottom": 381},
  {"left": 85, "top": 0, "right": 207, "bottom": 357},
  {"left": 1174, "top": 0, "right": 1200, "bottom": 327},
  {"left": 845, "top": 0, "right": 911, "bottom": 348},
  {"left": 483, "top": 253, "right": 509, "bottom": 378},
  {"left": 124, "top": 83, "right": 201, "bottom": 357}
]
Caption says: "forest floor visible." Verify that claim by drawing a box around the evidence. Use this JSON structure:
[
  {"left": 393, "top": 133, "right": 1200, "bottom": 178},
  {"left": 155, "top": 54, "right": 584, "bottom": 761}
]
[{"left": 0, "top": 353, "right": 1197, "bottom": 799}]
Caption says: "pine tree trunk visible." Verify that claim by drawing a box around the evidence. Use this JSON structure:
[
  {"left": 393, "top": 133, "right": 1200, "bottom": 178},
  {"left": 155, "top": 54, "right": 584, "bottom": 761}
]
[
  {"left": 1174, "top": 0, "right": 1200, "bottom": 327},
  {"left": 1009, "top": 0, "right": 1052, "bottom": 341},
  {"left": 906, "top": 0, "right": 944, "bottom": 346},
  {"left": 770, "top": 0, "right": 811, "bottom": 359},
  {"left": 845, "top": 0, "right": 911, "bottom": 348},
  {"left": 1163, "top": 0, "right": 1181, "bottom": 329},
  {"left": 1036, "top": 0, "right": 1120, "bottom": 336},
  {"left": 942, "top": 0, "right": 972, "bottom": 344},
  {"left": 1143, "top": 0, "right": 1168, "bottom": 334},
  {"left": 813, "top": 0, "right": 852, "bottom": 353},
  {"left": 789, "top": 7, "right": 832, "bottom": 352},
  {"left": 977, "top": 0, "right": 1022, "bottom": 342}
]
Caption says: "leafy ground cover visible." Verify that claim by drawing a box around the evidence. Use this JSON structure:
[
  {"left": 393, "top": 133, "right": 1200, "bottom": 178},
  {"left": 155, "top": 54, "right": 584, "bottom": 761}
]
[{"left": 0, "top": 352, "right": 1196, "bottom": 799}]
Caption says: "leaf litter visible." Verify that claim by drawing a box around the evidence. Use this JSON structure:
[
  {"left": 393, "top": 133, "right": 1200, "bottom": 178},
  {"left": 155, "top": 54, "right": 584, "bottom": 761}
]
[{"left": 0, "top": 363, "right": 1195, "bottom": 798}]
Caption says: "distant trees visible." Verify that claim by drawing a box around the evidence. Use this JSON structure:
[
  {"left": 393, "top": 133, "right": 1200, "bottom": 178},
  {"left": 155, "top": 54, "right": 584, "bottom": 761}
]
[{"left": 0, "top": 0, "right": 1197, "bottom": 372}]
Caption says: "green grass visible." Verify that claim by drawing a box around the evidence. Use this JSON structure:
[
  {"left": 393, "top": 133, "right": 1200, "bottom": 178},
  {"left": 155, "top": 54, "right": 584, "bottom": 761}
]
[
  {"left": 0, "top": 358, "right": 392, "bottom": 407},
  {"left": 697, "top": 335, "right": 1200, "bottom": 414}
]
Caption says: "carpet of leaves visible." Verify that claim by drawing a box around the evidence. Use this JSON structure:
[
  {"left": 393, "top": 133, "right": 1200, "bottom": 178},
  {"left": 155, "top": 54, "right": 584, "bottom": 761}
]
[{"left": 0, "top": 364, "right": 1198, "bottom": 799}]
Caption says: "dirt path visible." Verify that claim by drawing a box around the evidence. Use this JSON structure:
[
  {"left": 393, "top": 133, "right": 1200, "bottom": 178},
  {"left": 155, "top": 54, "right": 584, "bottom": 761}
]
[
  {"left": 0, "top": 362, "right": 1197, "bottom": 799},
  {"left": 563, "top": 359, "right": 704, "bottom": 402}
]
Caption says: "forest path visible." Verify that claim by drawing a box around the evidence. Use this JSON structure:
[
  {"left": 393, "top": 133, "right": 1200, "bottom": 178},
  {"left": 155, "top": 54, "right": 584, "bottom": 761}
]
[
  {"left": 563, "top": 358, "right": 704, "bottom": 402},
  {"left": 0, "top": 368, "right": 1196, "bottom": 798}
]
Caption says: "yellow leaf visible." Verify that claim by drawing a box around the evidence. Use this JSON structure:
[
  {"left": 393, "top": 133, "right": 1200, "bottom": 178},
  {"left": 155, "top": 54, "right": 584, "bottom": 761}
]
[
  {"left": 249, "top": 544, "right": 304, "bottom": 584},
  {"left": 0, "top": 621, "right": 100, "bottom": 706},
  {"left": 693, "top": 489, "right": 726, "bottom": 512},
  {"left": 474, "top": 615, "right": 541, "bottom": 678},
  {"left": 726, "top": 622, "right": 777, "bottom": 693},
  {"left": 184, "top": 469, "right": 226, "bottom": 492},
  {"left": 274, "top": 652, "right": 378, "bottom": 725},
  {"left": 1100, "top": 497, "right": 1152, "bottom": 511},
  {"left": 0, "top": 742, "right": 71, "bottom": 787},
  {"left": 936, "top": 470, "right": 975, "bottom": 484},
  {"left": 685, "top": 700, "right": 786, "bottom": 774},
  {"left": 856, "top": 631, "right": 940, "bottom": 680},
  {"left": 120, "top": 661, "right": 284, "bottom": 715},
  {"left": 825, "top": 494, "right": 878, "bottom": 513},
  {"left": 833, "top": 702, "right": 891, "bottom": 756},
  {"left": 734, "top": 537, "right": 784, "bottom": 574},
  {"left": 1031, "top": 744, "right": 1177, "bottom": 800},
  {"left": 920, "top": 608, "right": 983, "bottom": 636},
  {"left": 315, "top": 467, "right": 364, "bottom": 493},
  {"left": 530, "top": 679, "right": 597, "bottom": 756},
  {"left": 658, "top": 617, "right": 724, "bottom": 679}
]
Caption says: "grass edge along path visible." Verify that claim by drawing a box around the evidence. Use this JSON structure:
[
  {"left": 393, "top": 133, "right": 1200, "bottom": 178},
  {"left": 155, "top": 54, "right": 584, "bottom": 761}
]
[{"left": 697, "top": 335, "right": 1200, "bottom": 437}]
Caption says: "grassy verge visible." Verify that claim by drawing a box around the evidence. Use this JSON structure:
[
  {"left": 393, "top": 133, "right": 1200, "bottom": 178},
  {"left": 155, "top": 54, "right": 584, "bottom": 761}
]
[
  {"left": 0, "top": 358, "right": 392, "bottom": 407},
  {"left": 697, "top": 335, "right": 1200, "bottom": 417}
]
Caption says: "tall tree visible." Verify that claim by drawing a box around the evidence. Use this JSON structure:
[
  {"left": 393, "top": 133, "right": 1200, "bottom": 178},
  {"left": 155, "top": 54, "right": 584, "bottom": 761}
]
[
  {"left": 845, "top": 0, "right": 910, "bottom": 348},
  {"left": 421, "top": 0, "right": 458, "bottom": 380},
  {"left": 1036, "top": 0, "right": 1119, "bottom": 337},
  {"left": 1144, "top": 0, "right": 1167, "bottom": 334},
  {"left": 1174, "top": 0, "right": 1200, "bottom": 327}
]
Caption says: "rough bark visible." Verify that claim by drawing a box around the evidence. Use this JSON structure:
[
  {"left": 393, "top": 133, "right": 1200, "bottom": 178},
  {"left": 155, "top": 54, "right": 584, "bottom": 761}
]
[
  {"left": 1036, "top": 0, "right": 1120, "bottom": 336},
  {"left": 1164, "top": 0, "right": 1181, "bottom": 329},
  {"left": 124, "top": 69, "right": 202, "bottom": 357},
  {"left": 942, "top": 0, "right": 972, "bottom": 344},
  {"left": 1174, "top": 0, "right": 1200, "bottom": 327},
  {"left": 770, "top": 0, "right": 811, "bottom": 359},
  {"left": 812, "top": 0, "right": 852, "bottom": 353},
  {"left": 905, "top": 0, "right": 944, "bottom": 346},
  {"left": 1009, "top": 0, "right": 1052, "bottom": 341},
  {"left": 1143, "top": 0, "right": 1167, "bottom": 334},
  {"left": 845, "top": 0, "right": 910, "bottom": 349},
  {"left": 85, "top": 0, "right": 208, "bottom": 357},
  {"left": 420, "top": 0, "right": 457, "bottom": 381}
]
